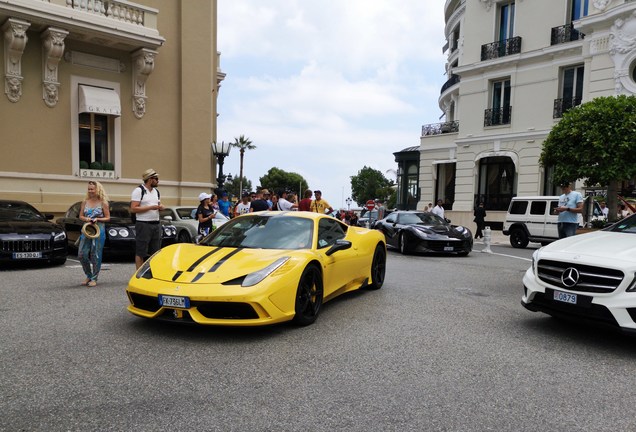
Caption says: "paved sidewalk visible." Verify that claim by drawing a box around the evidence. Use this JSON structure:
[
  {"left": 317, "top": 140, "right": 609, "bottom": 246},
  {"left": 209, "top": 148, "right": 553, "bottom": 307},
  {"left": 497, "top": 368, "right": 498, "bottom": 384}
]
[{"left": 473, "top": 229, "right": 508, "bottom": 246}]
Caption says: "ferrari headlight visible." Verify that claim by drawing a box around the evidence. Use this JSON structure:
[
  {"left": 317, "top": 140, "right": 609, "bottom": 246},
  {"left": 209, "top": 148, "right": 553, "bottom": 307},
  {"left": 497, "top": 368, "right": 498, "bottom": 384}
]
[
  {"left": 54, "top": 231, "right": 66, "bottom": 241},
  {"left": 136, "top": 259, "right": 153, "bottom": 279},
  {"left": 242, "top": 257, "right": 290, "bottom": 287}
]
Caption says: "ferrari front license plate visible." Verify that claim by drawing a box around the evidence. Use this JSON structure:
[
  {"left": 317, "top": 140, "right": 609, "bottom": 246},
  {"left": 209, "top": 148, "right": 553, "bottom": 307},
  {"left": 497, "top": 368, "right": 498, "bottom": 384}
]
[
  {"left": 444, "top": 246, "right": 453, "bottom": 251},
  {"left": 159, "top": 295, "right": 190, "bottom": 309},
  {"left": 553, "top": 290, "right": 577, "bottom": 304},
  {"left": 13, "top": 252, "right": 42, "bottom": 259}
]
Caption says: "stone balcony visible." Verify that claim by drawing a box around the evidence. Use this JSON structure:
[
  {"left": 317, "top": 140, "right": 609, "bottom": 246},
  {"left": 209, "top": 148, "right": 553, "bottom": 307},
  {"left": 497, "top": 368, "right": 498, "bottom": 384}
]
[{"left": 0, "top": 0, "right": 164, "bottom": 50}]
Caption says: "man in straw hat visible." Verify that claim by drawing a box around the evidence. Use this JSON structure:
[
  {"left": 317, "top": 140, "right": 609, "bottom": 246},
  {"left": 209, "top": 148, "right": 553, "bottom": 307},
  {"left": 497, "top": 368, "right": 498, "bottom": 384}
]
[{"left": 131, "top": 168, "right": 164, "bottom": 269}]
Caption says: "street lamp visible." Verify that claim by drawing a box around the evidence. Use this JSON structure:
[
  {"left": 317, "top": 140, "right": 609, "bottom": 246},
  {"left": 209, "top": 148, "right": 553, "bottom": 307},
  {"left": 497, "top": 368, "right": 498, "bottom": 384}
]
[
  {"left": 346, "top": 197, "right": 352, "bottom": 210},
  {"left": 212, "top": 140, "right": 232, "bottom": 194}
]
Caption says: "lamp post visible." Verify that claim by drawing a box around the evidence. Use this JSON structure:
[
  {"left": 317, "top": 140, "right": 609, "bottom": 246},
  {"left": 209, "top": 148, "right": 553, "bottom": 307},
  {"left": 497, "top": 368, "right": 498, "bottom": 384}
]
[
  {"left": 212, "top": 140, "right": 232, "bottom": 195},
  {"left": 346, "top": 197, "right": 352, "bottom": 210}
]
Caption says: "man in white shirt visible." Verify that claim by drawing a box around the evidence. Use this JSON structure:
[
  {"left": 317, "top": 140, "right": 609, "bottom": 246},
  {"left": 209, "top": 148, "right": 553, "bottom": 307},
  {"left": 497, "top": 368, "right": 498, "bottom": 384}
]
[
  {"left": 277, "top": 189, "right": 298, "bottom": 211},
  {"left": 130, "top": 168, "right": 164, "bottom": 269},
  {"left": 432, "top": 199, "right": 445, "bottom": 219}
]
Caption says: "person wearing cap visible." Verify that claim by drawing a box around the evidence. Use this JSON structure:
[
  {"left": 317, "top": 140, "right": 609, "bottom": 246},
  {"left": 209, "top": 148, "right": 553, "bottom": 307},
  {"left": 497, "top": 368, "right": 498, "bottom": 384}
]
[
  {"left": 131, "top": 168, "right": 164, "bottom": 269},
  {"left": 554, "top": 182, "right": 583, "bottom": 238},
  {"left": 250, "top": 189, "right": 271, "bottom": 212},
  {"left": 235, "top": 192, "right": 252, "bottom": 216},
  {"left": 218, "top": 192, "right": 231, "bottom": 218},
  {"left": 276, "top": 189, "right": 298, "bottom": 211},
  {"left": 310, "top": 190, "right": 333, "bottom": 214},
  {"left": 298, "top": 189, "right": 313, "bottom": 211},
  {"left": 195, "top": 192, "right": 215, "bottom": 236}
]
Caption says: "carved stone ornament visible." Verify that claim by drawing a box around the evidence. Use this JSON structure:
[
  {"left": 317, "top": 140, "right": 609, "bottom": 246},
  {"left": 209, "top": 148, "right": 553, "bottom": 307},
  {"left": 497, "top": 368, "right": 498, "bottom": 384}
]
[
  {"left": 41, "top": 28, "right": 68, "bottom": 108},
  {"left": 480, "top": 0, "right": 493, "bottom": 11},
  {"left": 3, "top": 18, "right": 30, "bottom": 103},
  {"left": 131, "top": 48, "right": 157, "bottom": 119},
  {"left": 609, "top": 12, "right": 636, "bottom": 94},
  {"left": 593, "top": 0, "right": 611, "bottom": 11}
]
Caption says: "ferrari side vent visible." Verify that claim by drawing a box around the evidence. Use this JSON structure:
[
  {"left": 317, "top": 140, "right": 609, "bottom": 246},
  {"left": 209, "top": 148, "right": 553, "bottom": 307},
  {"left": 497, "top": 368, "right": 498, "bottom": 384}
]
[{"left": 129, "top": 292, "right": 161, "bottom": 312}]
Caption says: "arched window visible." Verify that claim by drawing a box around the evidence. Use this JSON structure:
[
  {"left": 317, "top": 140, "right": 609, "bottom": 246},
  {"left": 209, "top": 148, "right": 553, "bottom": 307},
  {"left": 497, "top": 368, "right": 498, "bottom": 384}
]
[{"left": 477, "top": 156, "right": 515, "bottom": 210}]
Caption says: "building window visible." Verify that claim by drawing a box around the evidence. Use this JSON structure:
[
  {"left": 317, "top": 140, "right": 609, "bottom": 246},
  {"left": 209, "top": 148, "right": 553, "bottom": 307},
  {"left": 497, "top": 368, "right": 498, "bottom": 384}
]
[
  {"left": 79, "top": 113, "right": 112, "bottom": 168},
  {"left": 499, "top": 3, "right": 515, "bottom": 42},
  {"left": 554, "top": 65, "right": 584, "bottom": 118},
  {"left": 543, "top": 165, "right": 559, "bottom": 195},
  {"left": 436, "top": 163, "right": 456, "bottom": 211},
  {"left": 451, "top": 25, "right": 460, "bottom": 53},
  {"left": 570, "top": 0, "right": 588, "bottom": 21},
  {"left": 485, "top": 79, "right": 511, "bottom": 126},
  {"left": 477, "top": 157, "right": 515, "bottom": 211}
]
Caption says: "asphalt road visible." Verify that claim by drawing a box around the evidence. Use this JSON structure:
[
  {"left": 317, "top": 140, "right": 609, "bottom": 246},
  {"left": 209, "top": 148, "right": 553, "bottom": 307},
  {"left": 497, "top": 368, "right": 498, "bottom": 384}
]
[{"left": 2, "top": 242, "right": 636, "bottom": 432}]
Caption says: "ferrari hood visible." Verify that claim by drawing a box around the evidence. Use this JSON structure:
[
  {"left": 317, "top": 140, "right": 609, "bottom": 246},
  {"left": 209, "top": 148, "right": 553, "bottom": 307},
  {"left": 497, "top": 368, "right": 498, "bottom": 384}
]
[
  {"left": 147, "top": 243, "right": 296, "bottom": 283},
  {"left": 412, "top": 224, "right": 462, "bottom": 238}
]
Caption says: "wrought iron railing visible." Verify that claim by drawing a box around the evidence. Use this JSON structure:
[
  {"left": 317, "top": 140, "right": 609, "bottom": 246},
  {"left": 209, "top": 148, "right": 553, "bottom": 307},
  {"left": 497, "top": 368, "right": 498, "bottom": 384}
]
[
  {"left": 481, "top": 36, "right": 522, "bottom": 61},
  {"left": 551, "top": 24, "right": 584, "bottom": 45},
  {"left": 484, "top": 106, "right": 512, "bottom": 127},
  {"left": 440, "top": 74, "right": 460, "bottom": 94},
  {"left": 553, "top": 97, "right": 582, "bottom": 118},
  {"left": 422, "top": 121, "right": 460, "bottom": 136}
]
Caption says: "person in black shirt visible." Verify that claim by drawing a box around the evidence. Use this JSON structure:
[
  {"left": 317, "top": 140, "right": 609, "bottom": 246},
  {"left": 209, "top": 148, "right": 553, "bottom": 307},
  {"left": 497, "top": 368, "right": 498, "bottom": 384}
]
[
  {"left": 195, "top": 192, "right": 215, "bottom": 235},
  {"left": 250, "top": 189, "right": 271, "bottom": 212}
]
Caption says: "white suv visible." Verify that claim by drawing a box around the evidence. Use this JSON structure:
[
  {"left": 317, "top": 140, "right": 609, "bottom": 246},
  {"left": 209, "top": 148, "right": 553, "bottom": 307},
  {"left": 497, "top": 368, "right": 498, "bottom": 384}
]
[
  {"left": 503, "top": 196, "right": 601, "bottom": 248},
  {"left": 522, "top": 214, "right": 636, "bottom": 334}
]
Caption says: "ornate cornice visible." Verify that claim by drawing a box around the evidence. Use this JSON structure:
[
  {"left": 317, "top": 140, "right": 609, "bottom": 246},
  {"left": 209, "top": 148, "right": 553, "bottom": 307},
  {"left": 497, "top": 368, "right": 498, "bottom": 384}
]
[
  {"left": 3, "top": 18, "right": 30, "bottom": 103},
  {"left": 593, "top": 0, "right": 612, "bottom": 12},
  {"left": 131, "top": 48, "right": 157, "bottom": 119},
  {"left": 609, "top": 11, "right": 636, "bottom": 94},
  {"left": 41, "top": 27, "right": 68, "bottom": 108}
]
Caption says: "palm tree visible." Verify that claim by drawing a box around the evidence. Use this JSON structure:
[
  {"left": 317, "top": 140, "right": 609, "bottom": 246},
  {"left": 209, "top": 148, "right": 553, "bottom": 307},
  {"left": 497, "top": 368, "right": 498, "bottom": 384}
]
[{"left": 230, "top": 135, "right": 256, "bottom": 196}]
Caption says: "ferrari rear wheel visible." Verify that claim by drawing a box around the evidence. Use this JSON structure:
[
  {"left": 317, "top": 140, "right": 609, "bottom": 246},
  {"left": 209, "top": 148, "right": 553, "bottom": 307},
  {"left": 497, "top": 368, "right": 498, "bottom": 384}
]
[
  {"left": 367, "top": 244, "right": 386, "bottom": 290},
  {"left": 293, "top": 265, "right": 323, "bottom": 326}
]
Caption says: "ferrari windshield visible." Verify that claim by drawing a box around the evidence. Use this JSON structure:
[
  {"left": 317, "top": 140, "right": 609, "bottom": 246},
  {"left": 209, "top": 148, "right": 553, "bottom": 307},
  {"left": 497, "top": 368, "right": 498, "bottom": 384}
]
[
  {"left": 607, "top": 214, "right": 636, "bottom": 233},
  {"left": 400, "top": 212, "right": 446, "bottom": 226},
  {"left": 203, "top": 215, "right": 314, "bottom": 249},
  {"left": 0, "top": 202, "right": 46, "bottom": 222}
]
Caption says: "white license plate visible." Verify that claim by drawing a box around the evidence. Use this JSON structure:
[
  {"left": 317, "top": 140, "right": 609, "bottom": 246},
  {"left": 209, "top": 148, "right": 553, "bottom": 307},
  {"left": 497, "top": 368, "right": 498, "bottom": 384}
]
[
  {"left": 444, "top": 246, "right": 454, "bottom": 251},
  {"left": 13, "top": 251, "right": 42, "bottom": 259},
  {"left": 159, "top": 295, "right": 190, "bottom": 309},
  {"left": 553, "top": 290, "right": 577, "bottom": 304}
]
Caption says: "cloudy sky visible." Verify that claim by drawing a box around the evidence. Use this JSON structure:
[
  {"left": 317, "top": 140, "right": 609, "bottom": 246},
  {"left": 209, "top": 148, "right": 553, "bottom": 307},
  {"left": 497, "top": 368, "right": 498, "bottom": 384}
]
[{"left": 217, "top": 0, "right": 447, "bottom": 208}]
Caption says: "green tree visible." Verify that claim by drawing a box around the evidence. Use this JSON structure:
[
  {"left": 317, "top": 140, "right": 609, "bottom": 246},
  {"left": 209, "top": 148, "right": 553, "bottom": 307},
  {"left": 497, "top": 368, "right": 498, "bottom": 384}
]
[
  {"left": 225, "top": 176, "right": 252, "bottom": 199},
  {"left": 230, "top": 135, "right": 256, "bottom": 200},
  {"left": 540, "top": 95, "right": 636, "bottom": 221},
  {"left": 350, "top": 166, "right": 392, "bottom": 206},
  {"left": 259, "top": 167, "right": 309, "bottom": 197}
]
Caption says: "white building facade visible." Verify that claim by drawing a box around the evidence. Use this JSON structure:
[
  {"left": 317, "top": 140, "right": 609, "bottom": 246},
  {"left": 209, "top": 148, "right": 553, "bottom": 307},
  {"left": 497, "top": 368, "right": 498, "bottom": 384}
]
[{"left": 419, "top": 0, "right": 636, "bottom": 229}]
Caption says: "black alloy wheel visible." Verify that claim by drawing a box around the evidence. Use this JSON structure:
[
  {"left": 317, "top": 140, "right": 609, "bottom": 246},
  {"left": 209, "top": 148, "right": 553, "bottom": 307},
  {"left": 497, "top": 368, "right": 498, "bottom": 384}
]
[
  {"left": 399, "top": 232, "right": 409, "bottom": 255},
  {"left": 510, "top": 229, "right": 529, "bottom": 248},
  {"left": 293, "top": 265, "right": 324, "bottom": 326},
  {"left": 366, "top": 244, "right": 386, "bottom": 290}
]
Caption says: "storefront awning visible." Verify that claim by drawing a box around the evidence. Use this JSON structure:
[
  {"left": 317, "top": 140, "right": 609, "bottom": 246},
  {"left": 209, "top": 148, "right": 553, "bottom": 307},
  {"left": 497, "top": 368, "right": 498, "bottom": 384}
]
[{"left": 79, "top": 85, "right": 121, "bottom": 117}]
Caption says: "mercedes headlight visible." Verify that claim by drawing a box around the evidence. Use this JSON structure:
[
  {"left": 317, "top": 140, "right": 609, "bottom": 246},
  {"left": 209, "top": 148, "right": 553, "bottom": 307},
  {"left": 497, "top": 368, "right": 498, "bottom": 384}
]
[{"left": 54, "top": 231, "right": 66, "bottom": 241}]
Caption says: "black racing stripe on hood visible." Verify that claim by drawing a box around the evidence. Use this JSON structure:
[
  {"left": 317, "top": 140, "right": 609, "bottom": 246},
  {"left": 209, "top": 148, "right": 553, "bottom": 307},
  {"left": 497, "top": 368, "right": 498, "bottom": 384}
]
[
  {"left": 192, "top": 272, "right": 205, "bottom": 283},
  {"left": 172, "top": 271, "right": 183, "bottom": 281},
  {"left": 186, "top": 247, "right": 222, "bottom": 272},
  {"left": 208, "top": 248, "right": 243, "bottom": 273}
]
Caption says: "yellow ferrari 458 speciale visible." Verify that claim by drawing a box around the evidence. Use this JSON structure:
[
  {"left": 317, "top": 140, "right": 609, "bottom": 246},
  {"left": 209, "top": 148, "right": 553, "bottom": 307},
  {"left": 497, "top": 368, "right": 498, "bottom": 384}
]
[{"left": 126, "top": 211, "right": 387, "bottom": 326}]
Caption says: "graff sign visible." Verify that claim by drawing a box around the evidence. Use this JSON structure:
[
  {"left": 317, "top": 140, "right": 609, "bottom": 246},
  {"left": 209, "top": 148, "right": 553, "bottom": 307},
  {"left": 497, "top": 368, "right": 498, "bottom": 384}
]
[{"left": 80, "top": 170, "right": 115, "bottom": 179}]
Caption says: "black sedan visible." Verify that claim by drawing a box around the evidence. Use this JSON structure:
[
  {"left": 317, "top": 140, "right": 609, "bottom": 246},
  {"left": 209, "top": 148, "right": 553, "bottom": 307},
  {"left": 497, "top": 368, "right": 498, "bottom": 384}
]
[
  {"left": 57, "top": 201, "right": 176, "bottom": 255},
  {"left": 0, "top": 200, "right": 68, "bottom": 265},
  {"left": 373, "top": 211, "right": 473, "bottom": 255}
]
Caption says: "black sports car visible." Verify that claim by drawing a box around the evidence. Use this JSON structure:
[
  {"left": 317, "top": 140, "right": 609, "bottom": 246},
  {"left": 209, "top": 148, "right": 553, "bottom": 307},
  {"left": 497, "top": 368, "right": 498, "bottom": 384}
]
[
  {"left": 57, "top": 201, "right": 176, "bottom": 255},
  {"left": 373, "top": 210, "right": 473, "bottom": 255},
  {"left": 0, "top": 200, "right": 68, "bottom": 265}
]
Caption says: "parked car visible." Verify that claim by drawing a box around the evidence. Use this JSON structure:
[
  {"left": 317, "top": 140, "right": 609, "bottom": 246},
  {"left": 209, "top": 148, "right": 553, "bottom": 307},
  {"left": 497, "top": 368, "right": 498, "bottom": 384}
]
[
  {"left": 126, "top": 212, "right": 386, "bottom": 326},
  {"left": 0, "top": 200, "right": 67, "bottom": 265},
  {"left": 160, "top": 206, "right": 229, "bottom": 243},
  {"left": 522, "top": 214, "right": 636, "bottom": 334},
  {"left": 374, "top": 210, "right": 472, "bottom": 255},
  {"left": 57, "top": 201, "right": 176, "bottom": 255},
  {"left": 503, "top": 196, "right": 603, "bottom": 248}
]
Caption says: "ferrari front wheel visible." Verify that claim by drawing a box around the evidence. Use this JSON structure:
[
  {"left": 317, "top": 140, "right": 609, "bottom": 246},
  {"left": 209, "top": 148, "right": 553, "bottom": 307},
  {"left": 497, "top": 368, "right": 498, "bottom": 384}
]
[
  {"left": 367, "top": 244, "right": 386, "bottom": 290},
  {"left": 293, "top": 265, "right": 324, "bottom": 326}
]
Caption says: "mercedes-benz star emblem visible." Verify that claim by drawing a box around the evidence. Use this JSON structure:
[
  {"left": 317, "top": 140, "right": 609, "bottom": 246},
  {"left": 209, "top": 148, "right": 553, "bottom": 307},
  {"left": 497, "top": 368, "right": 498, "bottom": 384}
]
[{"left": 561, "top": 267, "right": 580, "bottom": 288}]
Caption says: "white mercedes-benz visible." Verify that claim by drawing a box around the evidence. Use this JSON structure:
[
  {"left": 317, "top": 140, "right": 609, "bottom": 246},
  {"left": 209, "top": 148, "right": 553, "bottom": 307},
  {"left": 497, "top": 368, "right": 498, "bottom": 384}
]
[{"left": 522, "top": 214, "right": 636, "bottom": 334}]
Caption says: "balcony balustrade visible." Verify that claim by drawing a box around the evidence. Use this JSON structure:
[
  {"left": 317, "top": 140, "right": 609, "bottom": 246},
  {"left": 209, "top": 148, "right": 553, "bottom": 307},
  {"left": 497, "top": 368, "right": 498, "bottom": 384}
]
[
  {"left": 422, "top": 121, "right": 459, "bottom": 136},
  {"left": 484, "top": 106, "right": 512, "bottom": 127},
  {"left": 551, "top": 24, "right": 584, "bottom": 45},
  {"left": 553, "top": 97, "right": 582, "bottom": 118},
  {"left": 440, "top": 74, "right": 460, "bottom": 95},
  {"left": 480, "top": 36, "right": 522, "bottom": 61}
]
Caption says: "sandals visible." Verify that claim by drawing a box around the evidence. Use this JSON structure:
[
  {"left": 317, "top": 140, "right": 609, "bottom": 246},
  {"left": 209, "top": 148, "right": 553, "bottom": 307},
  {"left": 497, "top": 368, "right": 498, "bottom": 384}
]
[
  {"left": 87, "top": 280, "right": 97, "bottom": 287},
  {"left": 81, "top": 279, "right": 90, "bottom": 286}
]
